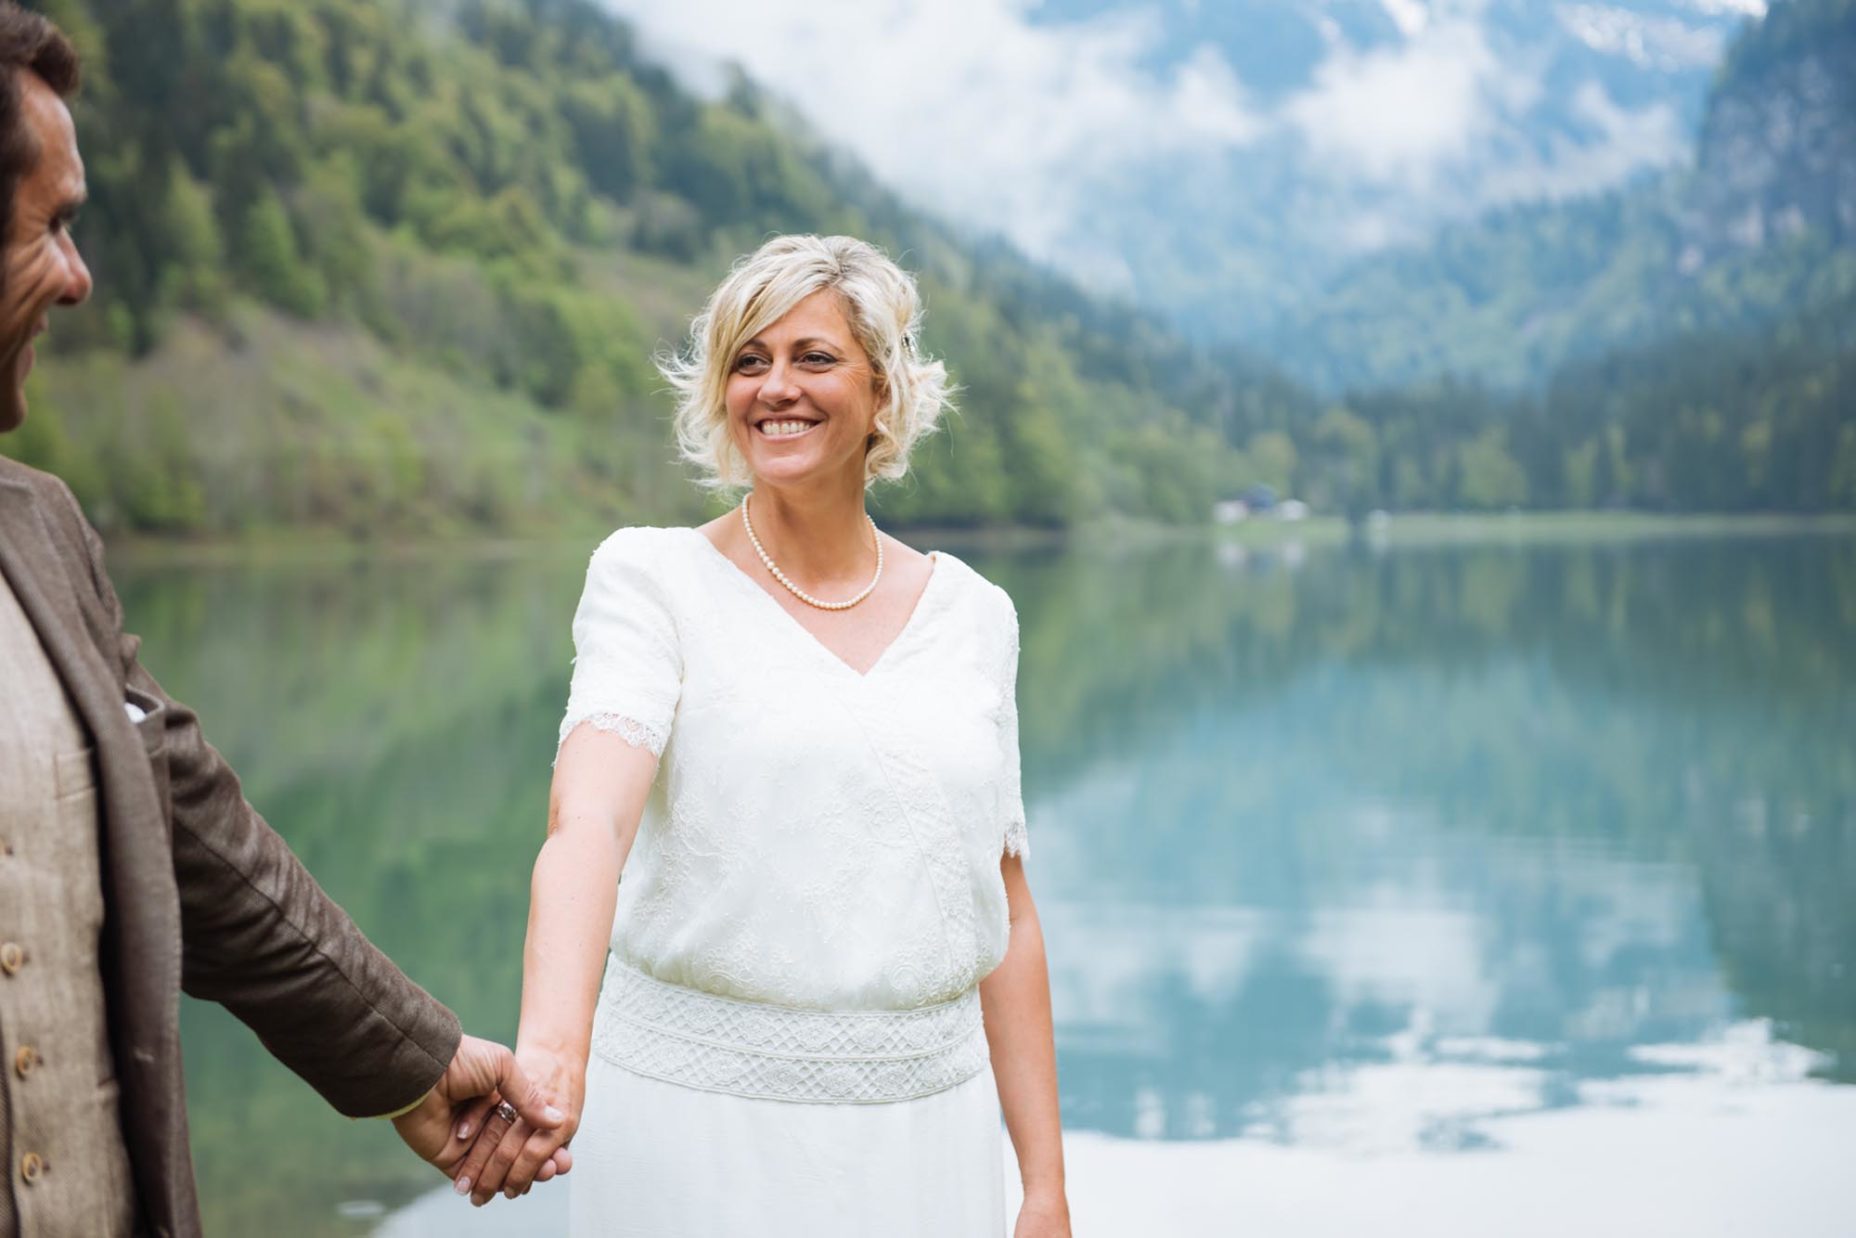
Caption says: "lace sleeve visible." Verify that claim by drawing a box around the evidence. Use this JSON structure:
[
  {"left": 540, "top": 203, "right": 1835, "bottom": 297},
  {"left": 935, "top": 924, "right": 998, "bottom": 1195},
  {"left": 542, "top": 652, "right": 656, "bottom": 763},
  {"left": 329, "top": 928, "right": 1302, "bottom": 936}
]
[
  {"left": 557, "top": 530, "right": 682, "bottom": 763},
  {"left": 997, "top": 589, "right": 1029, "bottom": 860}
]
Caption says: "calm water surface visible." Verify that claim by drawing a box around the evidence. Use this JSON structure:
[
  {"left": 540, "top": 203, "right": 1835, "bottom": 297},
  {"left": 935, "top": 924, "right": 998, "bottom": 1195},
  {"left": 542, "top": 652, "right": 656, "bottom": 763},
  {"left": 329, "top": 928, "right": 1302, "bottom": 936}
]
[{"left": 114, "top": 531, "right": 1856, "bottom": 1237}]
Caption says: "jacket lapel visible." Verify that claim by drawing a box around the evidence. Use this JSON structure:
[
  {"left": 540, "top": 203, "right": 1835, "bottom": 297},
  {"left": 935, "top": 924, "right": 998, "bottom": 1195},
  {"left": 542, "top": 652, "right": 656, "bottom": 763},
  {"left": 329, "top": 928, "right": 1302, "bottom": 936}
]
[{"left": 0, "top": 477, "right": 124, "bottom": 742}]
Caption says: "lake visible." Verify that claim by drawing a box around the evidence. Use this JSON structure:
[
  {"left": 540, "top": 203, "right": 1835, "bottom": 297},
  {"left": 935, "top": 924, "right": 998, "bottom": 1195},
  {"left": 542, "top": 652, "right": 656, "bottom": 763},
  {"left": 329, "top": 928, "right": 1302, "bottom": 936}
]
[{"left": 113, "top": 527, "right": 1855, "bottom": 1237}]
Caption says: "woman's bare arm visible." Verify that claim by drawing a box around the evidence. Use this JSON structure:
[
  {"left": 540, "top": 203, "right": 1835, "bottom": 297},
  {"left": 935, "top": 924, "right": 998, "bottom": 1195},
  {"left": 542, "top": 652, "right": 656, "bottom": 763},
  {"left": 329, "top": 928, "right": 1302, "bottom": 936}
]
[
  {"left": 979, "top": 854, "right": 1071, "bottom": 1231},
  {"left": 453, "top": 723, "right": 659, "bottom": 1204}
]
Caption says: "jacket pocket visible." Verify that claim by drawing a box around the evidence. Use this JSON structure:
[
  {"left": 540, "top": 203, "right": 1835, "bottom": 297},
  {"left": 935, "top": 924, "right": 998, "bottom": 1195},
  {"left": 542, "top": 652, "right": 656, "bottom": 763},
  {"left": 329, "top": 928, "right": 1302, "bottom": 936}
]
[{"left": 126, "top": 686, "right": 171, "bottom": 823}]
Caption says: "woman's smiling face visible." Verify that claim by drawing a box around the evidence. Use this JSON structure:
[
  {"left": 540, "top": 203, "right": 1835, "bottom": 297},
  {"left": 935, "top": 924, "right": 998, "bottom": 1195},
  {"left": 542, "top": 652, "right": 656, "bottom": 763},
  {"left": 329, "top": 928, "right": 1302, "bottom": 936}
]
[{"left": 725, "top": 289, "right": 881, "bottom": 491}]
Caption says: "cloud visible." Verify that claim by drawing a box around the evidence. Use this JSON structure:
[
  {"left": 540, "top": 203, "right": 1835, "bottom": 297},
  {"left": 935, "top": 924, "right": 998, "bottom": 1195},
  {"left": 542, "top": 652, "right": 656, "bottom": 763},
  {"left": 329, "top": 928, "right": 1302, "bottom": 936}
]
[
  {"left": 1475, "top": 80, "right": 1689, "bottom": 205},
  {"left": 600, "top": 0, "right": 1263, "bottom": 263},
  {"left": 1282, "top": 19, "right": 1529, "bottom": 185},
  {"left": 1556, "top": 4, "right": 1727, "bottom": 70},
  {"left": 600, "top": 0, "right": 1715, "bottom": 284},
  {"left": 1378, "top": 0, "right": 1436, "bottom": 39},
  {"left": 1279, "top": 11, "right": 1686, "bottom": 212},
  {"left": 1676, "top": 0, "right": 1765, "bottom": 16}
]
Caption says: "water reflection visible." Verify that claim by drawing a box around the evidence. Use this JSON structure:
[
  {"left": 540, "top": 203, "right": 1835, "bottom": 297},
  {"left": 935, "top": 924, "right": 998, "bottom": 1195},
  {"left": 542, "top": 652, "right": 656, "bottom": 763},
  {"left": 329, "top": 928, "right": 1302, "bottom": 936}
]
[{"left": 109, "top": 532, "right": 1855, "bottom": 1234}]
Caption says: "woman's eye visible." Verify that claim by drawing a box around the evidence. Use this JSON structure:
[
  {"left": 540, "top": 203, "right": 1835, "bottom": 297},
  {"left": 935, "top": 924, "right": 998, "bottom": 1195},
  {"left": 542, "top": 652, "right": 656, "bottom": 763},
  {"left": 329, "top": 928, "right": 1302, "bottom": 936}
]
[
  {"left": 734, "top": 355, "right": 768, "bottom": 372},
  {"left": 803, "top": 352, "right": 835, "bottom": 365}
]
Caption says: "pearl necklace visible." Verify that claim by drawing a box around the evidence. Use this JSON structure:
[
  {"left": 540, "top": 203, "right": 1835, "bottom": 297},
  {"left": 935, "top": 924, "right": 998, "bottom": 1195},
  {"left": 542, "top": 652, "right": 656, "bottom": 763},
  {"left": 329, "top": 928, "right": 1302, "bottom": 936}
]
[{"left": 740, "top": 493, "right": 884, "bottom": 611}]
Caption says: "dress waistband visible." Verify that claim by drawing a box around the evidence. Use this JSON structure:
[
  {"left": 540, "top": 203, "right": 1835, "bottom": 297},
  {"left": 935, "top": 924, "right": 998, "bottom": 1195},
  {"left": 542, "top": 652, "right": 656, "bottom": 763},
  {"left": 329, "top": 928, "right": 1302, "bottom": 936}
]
[{"left": 590, "top": 955, "right": 990, "bottom": 1104}]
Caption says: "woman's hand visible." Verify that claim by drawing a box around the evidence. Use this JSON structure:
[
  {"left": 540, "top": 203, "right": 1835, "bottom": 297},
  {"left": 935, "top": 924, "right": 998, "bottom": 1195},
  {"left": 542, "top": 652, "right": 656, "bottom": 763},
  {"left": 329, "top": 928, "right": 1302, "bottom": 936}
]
[
  {"left": 1014, "top": 1187, "right": 1073, "bottom": 1237},
  {"left": 390, "top": 1034, "right": 565, "bottom": 1176},
  {"left": 452, "top": 1042, "right": 586, "bottom": 1206}
]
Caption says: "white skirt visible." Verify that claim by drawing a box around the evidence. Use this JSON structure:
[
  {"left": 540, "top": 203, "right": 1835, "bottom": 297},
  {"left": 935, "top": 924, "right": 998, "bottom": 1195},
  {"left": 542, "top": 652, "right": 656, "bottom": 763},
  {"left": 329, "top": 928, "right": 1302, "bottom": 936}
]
[{"left": 567, "top": 1053, "right": 1006, "bottom": 1236}]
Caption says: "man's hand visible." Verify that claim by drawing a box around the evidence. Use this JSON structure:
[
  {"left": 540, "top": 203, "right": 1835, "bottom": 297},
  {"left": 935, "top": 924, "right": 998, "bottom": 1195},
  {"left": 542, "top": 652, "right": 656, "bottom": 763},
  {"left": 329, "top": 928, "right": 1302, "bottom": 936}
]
[{"left": 391, "top": 1034, "right": 572, "bottom": 1185}]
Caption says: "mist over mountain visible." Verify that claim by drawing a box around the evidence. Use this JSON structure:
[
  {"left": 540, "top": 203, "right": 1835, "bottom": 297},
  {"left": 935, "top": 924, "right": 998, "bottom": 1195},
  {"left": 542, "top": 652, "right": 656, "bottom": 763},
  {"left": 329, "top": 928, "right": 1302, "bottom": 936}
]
[
  {"left": 602, "top": 0, "right": 1781, "bottom": 367},
  {"left": 1263, "top": 0, "right": 1856, "bottom": 390},
  {"left": 1031, "top": 0, "right": 1763, "bottom": 326}
]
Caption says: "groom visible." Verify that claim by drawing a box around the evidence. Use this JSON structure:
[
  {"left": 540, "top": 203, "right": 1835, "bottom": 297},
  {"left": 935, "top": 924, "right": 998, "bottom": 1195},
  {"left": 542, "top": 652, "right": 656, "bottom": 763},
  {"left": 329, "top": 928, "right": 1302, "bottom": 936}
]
[{"left": 0, "top": 7, "right": 561, "bottom": 1235}]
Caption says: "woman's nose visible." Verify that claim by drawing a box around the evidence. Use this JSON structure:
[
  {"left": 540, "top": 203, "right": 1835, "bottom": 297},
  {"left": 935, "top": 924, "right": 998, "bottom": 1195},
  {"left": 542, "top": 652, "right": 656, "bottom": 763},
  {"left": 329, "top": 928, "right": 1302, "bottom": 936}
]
[{"left": 759, "top": 359, "right": 801, "bottom": 403}]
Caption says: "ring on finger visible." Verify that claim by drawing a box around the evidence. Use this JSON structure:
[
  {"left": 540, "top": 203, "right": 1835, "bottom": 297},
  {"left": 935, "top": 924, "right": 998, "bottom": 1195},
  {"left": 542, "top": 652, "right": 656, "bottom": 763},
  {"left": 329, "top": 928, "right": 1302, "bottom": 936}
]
[{"left": 494, "top": 1100, "right": 518, "bottom": 1124}]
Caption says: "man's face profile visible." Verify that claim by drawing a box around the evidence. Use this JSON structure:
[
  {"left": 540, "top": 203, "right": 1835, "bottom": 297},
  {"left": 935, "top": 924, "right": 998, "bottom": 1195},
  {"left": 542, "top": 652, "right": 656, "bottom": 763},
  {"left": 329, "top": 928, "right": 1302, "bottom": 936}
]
[{"left": 0, "top": 69, "right": 90, "bottom": 434}]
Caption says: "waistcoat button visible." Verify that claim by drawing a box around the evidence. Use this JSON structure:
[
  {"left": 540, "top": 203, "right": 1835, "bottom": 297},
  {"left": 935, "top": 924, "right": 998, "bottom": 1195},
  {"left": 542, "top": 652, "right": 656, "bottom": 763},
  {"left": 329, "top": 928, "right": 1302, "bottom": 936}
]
[
  {"left": 0, "top": 942, "right": 23, "bottom": 974},
  {"left": 13, "top": 1046, "right": 37, "bottom": 1078},
  {"left": 19, "top": 1152, "right": 44, "bottom": 1184}
]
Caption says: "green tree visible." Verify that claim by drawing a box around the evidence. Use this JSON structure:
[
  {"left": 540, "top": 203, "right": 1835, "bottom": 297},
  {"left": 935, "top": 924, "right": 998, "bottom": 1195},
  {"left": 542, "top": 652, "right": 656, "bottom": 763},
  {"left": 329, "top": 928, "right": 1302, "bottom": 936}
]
[
  {"left": 1456, "top": 428, "right": 1527, "bottom": 510},
  {"left": 236, "top": 189, "right": 326, "bottom": 317},
  {"left": 1246, "top": 430, "right": 1298, "bottom": 495},
  {"left": 160, "top": 168, "right": 230, "bottom": 318},
  {"left": 1311, "top": 406, "right": 1380, "bottom": 519}
]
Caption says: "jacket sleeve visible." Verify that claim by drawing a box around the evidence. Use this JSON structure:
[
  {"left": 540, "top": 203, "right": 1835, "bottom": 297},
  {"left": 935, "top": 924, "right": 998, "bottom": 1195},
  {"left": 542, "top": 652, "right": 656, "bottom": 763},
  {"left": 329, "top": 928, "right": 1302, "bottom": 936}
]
[{"left": 64, "top": 487, "right": 462, "bottom": 1118}]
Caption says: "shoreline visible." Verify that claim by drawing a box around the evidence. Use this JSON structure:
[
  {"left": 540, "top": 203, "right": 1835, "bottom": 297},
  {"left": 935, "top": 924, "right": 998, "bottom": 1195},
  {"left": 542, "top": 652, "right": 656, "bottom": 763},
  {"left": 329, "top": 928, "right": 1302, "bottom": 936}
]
[
  {"left": 103, "top": 509, "right": 1856, "bottom": 566},
  {"left": 1211, "top": 509, "right": 1856, "bottom": 549}
]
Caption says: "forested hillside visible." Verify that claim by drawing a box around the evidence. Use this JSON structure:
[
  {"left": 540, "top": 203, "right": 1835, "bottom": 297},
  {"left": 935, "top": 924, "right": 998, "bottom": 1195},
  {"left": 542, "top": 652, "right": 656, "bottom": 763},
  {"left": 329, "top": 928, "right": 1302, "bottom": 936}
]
[
  {"left": 4, "top": 0, "right": 1303, "bottom": 535},
  {"left": 1266, "top": 0, "right": 1856, "bottom": 394},
  {"left": 1313, "top": 291, "right": 1856, "bottom": 517},
  {"left": 2, "top": 0, "right": 1850, "bottom": 530}
]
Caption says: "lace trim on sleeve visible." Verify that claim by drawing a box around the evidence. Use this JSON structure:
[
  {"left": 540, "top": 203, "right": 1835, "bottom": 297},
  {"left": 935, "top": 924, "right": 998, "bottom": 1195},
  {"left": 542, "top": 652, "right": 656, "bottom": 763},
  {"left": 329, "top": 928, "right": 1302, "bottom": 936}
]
[
  {"left": 997, "top": 584, "right": 1029, "bottom": 860},
  {"left": 1002, "top": 815, "right": 1030, "bottom": 860},
  {"left": 555, "top": 711, "right": 669, "bottom": 765}
]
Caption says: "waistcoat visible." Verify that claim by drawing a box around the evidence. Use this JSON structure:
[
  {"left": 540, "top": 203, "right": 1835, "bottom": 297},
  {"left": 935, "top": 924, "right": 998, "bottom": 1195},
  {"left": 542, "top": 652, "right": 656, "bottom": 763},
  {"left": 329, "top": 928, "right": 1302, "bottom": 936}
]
[{"left": 0, "top": 573, "right": 137, "bottom": 1236}]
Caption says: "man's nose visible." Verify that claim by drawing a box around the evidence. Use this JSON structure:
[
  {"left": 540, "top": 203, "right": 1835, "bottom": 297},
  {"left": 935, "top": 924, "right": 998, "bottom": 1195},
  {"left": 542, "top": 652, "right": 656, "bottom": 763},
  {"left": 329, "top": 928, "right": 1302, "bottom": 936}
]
[{"left": 57, "top": 234, "right": 91, "bottom": 306}]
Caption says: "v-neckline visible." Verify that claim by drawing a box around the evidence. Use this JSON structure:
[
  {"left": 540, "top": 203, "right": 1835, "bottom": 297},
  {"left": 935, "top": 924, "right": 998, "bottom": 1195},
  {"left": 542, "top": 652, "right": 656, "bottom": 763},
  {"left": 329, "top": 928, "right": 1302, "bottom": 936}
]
[{"left": 686, "top": 527, "right": 944, "bottom": 681}]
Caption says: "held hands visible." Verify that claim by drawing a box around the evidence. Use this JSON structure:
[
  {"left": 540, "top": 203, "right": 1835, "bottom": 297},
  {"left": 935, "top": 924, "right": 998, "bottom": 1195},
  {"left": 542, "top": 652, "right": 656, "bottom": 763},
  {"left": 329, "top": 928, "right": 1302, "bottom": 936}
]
[
  {"left": 390, "top": 1034, "right": 572, "bottom": 1187},
  {"left": 450, "top": 1041, "right": 585, "bottom": 1206}
]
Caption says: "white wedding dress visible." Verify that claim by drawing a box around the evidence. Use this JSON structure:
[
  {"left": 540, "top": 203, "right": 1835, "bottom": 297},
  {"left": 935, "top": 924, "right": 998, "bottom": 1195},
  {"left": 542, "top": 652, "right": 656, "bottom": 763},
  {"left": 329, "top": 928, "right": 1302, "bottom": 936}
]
[{"left": 556, "top": 526, "right": 1028, "bottom": 1237}]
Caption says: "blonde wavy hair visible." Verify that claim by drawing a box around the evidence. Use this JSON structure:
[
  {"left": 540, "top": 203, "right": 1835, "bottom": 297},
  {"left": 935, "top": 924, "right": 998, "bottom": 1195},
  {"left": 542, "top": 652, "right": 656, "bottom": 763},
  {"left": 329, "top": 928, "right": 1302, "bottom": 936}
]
[{"left": 660, "top": 235, "right": 952, "bottom": 491}]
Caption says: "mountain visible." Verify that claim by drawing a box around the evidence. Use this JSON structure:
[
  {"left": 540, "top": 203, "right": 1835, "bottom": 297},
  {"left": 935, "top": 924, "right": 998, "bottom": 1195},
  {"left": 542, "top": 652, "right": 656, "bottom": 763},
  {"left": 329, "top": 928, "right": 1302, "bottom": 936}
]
[
  {"left": 8, "top": 0, "right": 1306, "bottom": 536},
  {"left": 1027, "top": 0, "right": 1762, "bottom": 338},
  {"left": 1232, "top": 5, "right": 1856, "bottom": 518},
  {"left": 1691, "top": 0, "right": 1856, "bottom": 252},
  {"left": 1260, "top": 0, "right": 1856, "bottom": 390},
  {"left": 601, "top": 0, "right": 1841, "bottom": 391},
  {"left": 605, "top": 0, "right": 1763, "bottom": 345},
  {"left": 5, "top": 0, "right": 1848, "bottom": 527}
]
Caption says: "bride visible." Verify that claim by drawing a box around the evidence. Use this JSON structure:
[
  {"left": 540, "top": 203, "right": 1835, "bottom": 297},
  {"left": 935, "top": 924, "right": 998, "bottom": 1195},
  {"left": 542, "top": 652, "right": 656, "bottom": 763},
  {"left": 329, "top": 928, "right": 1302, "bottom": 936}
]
[{"left": 450, "top": 234, "right": 1071, "bottom": 1236}]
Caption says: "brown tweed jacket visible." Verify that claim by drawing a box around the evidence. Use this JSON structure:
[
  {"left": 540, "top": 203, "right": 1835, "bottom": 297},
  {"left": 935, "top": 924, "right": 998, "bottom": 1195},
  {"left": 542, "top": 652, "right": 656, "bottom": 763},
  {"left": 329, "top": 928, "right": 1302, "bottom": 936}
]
[{"left": 0, "top": 457, "right": 461, "bottom": 1238}]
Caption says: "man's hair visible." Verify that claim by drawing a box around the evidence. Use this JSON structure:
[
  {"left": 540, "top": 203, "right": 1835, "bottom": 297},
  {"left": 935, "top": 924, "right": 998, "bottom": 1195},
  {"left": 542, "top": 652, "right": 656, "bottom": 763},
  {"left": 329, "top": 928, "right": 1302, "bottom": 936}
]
[{"left": 0, "top": 1, "right": 78, "bottom": 247}]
